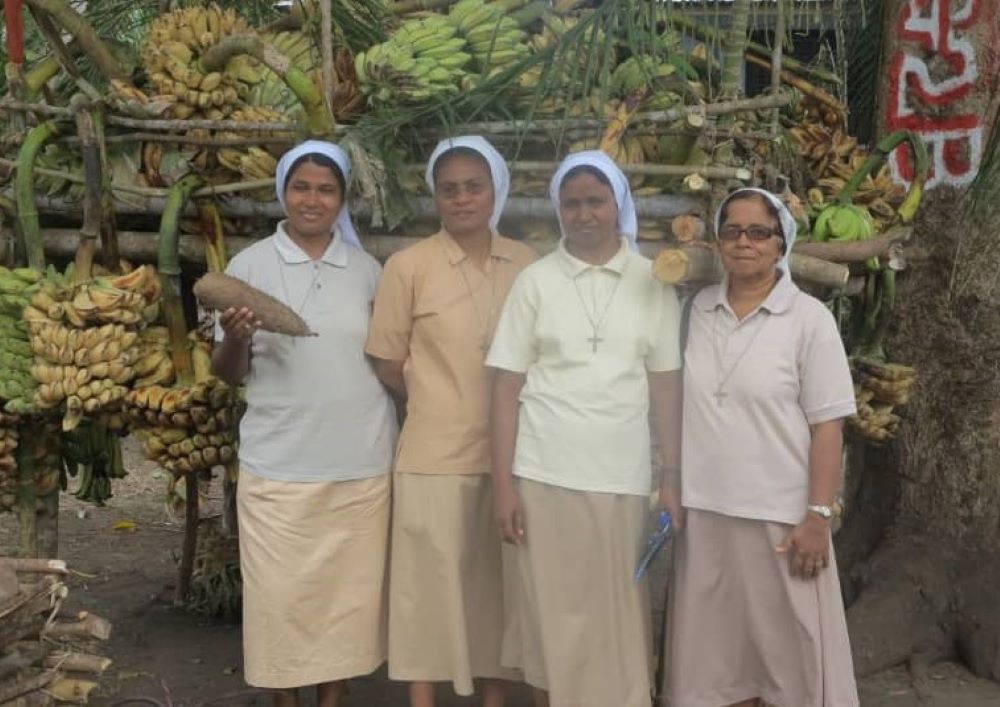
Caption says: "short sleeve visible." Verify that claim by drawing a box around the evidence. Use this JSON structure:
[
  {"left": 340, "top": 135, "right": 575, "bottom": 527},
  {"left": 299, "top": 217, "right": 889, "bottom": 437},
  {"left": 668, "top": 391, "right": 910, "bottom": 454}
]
[
  {"left": 213, "top": 255, "right": 250, "bottom": 343},
  {"left": 646, "top": 282, "right": 682, "bottom": 372},
  {"left": 365, "top": 253, "right": 414, "bottom": 362},
  {"left": 798, "top": 304, "right": 857, "bottom": 424},
  {"left": 485, "top": 269, "right": 538, "bottom": 374}
]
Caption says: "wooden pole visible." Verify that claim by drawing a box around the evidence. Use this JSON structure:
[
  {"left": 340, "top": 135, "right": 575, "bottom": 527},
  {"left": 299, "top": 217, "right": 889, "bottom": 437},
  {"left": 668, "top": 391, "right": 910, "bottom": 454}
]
[
  {"left": 320, "top": 0, "right": 335, "bottom": 120},
  {"left": 792, "top": 226, "right": 913, "bottom": 263},
  {"left": 174, "top": 473, "right": 198, "bottom": 606},
  {"left": 652, "top": 245, "right": 851, "bottom": 290},
  {"left": 770, "top": 0, "right": 786, "bottom": 134}
]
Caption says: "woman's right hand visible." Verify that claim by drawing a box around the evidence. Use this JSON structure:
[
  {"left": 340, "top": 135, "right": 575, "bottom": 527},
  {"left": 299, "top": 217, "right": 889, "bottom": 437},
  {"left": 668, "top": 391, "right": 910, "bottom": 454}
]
[
  {"left": 219, "top": 307, "right": 262, "bottom": 343},
  {"left": 495, "top": 480, "right": 525, "bottom": 545}
]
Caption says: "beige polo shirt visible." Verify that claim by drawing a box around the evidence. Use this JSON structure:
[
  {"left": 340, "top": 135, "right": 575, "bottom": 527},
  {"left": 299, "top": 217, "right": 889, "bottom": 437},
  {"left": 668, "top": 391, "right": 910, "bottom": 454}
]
[
  {"left": 486, "top": 239, "right": 681, "bottom": 496},
  {"left": 365, "top": 230, "right": 537, "bottom": 474},
  {"left": 681, "top": 272, "right": 856, "bottom": 525},
  {"left": 214, "top": 222, "right": 397, "bottom": 482}
]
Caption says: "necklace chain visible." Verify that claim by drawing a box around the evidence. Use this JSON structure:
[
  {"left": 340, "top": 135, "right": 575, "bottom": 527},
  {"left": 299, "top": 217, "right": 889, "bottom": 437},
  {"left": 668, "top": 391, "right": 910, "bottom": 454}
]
[
  {"left": 452, "top": 240, "right": 498, "bottom": 354},
  {"left": 710, "top": 306, "right": 769, "bottom": 405},
  {"left": 572, "top": 264, "right": 625, "bottom": 354}
]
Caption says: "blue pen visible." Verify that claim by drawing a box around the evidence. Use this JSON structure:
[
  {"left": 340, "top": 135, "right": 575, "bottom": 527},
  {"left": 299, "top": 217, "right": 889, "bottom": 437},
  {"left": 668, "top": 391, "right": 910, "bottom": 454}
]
[{"left": 634, "top": 510, "right": 672, "bottom": 581}]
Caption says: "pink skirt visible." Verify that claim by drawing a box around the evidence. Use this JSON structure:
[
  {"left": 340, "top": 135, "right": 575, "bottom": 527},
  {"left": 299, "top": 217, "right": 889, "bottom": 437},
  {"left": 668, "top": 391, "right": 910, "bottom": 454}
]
[{"left": 661, "top": 508, "right": 859, "bottom": 707}]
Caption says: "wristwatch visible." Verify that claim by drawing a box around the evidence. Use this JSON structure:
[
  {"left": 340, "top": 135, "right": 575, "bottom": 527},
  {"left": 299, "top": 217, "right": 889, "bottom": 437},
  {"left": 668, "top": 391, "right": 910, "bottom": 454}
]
[{"left": 806, "top": 504, "right": 834, "bottom": 519}]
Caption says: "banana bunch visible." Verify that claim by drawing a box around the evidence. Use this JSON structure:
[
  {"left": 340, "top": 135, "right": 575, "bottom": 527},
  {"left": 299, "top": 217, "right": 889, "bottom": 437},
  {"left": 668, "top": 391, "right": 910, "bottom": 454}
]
[
  {"left": 126, "top": 344, "right": 240, "bottom": 476},
  {"left": 811, "top": 202, "right": 875, "bottom": 244},
  {"left": 568, "top": 134, "right": 648, "bottom": 189},
  {"left": 32, "top": 144, "right": 85, "bottom": 202},
  {"left": 0, "top": 413, "right": 19, "bottom": 512},
  {"left": 0, "top": 267, "right": 48, "bottom": 414},
  {"left": 214, "top": 107, "right": 292, "bottom": 200},
  {"left": 62, "top": 419, "right": 128, "bottom": 506},
  {"left": 848, "top": 360, "right": 915, "bottom": 443},
  {"left": 132, "top": 326, "right": 175, "bottom": 388},
  {"left": 356, "top": 16, "right": 471, "bottom": 104},
  {"left": 141, "top": 3, "right": 251, "bottom": 120},
  {"left": 24, "top": 267, "right": 159, "bottom": 430},
  {"left": 236, "top": 29, "right": 316, "bottom": 110},
  {"left": 610, "top": 56, "right": 678, "bottom": 97},
  {"left": 789, "top": 123, "right": 903, "bottom": 227},
  {"left": 188, "top": 516, "right": 242, "bottom": 618},
  {"left": 449, "top": 0, "right": 529, "bottom": 75}
]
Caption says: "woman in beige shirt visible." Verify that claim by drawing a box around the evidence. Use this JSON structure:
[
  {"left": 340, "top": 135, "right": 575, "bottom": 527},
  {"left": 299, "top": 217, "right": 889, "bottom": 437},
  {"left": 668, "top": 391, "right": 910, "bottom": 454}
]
[
  {"left": 366, "top": 136, "right": 536, "bottom": 707},
  {"left": 661, "top": 188, "right": 859, "bottom": 707}
]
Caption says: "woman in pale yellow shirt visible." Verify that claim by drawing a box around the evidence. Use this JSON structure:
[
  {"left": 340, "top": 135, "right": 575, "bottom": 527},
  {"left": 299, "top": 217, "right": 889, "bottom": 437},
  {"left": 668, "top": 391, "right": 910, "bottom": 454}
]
[{"left": 366, "top": 136, "right": 535, "bottom": 707}]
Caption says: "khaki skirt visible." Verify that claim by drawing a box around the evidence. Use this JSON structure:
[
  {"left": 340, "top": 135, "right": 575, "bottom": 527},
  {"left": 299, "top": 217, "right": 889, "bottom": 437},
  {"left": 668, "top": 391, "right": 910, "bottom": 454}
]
[
  {"left": 238, "top": 469, "right": 390, "bottom": 689},
  {"left": 661, "top": 508, "right": 859, "bottom": 707},
  {"left": 503, "top": 478, "right": 653, "bottom": 707},
  {"left": 388, "top": 472, "right": 517, "bottom": 695}
]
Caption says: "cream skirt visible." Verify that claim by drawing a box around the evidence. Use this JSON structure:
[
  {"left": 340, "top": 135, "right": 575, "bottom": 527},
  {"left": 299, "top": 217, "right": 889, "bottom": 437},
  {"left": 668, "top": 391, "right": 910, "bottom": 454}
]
[
  {"left": 503, "top": 478, "right": 653, "bottom": 707},
  {"left": 388, "top": 472, "right": 518, "bottom": 695},
  {"left": 661, "top": 508, "right": 859, "bottom": 707},
  {"left": 238, "top": 469, "right": 390, "bottom": 689}
]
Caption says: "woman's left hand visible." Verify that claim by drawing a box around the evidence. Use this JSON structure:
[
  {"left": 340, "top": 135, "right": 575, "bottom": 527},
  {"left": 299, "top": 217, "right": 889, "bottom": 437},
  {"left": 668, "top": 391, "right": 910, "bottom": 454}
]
[{"left": 776, "top": 514, "right": 831, "bottom": 579}]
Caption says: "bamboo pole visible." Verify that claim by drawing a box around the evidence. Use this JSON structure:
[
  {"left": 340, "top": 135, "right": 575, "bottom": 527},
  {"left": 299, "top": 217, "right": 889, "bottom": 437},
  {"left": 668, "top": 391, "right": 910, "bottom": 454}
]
[
  {"left": 72, "top": 97, "right": 100, "bottom": 282},
  {"left": 744, "top": 54, "right": 845, "bottom": 114},
  {"left": 404, "top": 161, "right": 752, "bottom": 180},
  {"left": 59, "top": 133, "right": 298, "bottom": 147},
  {"left": 770, "top": 0, "right": 785, "bottom": 134}
]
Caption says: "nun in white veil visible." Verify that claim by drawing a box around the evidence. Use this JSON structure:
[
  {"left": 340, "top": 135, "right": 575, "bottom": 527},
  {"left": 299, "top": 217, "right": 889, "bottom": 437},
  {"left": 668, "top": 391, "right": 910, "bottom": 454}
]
[
  {"left": 486, "top": 150, "right": 682, "bottom": 707},
  {"left": 365, "top": 136, "right": 537, "bottom": 706},
  {"left": 214, "top": 139, "right": 398, "bottom": 704}
]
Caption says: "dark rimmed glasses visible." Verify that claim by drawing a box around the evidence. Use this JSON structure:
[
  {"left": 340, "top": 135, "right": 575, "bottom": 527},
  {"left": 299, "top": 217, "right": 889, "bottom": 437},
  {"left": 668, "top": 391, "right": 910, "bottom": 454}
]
[{"left": 717, "top": 224, "right": 782, "bottom": 242}]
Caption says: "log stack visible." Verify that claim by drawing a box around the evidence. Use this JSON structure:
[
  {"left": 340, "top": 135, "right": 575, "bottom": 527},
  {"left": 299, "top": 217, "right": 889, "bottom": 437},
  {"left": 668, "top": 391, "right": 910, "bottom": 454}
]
[{"left": 0, "top": 559, "right": 112, "bottom": 705}]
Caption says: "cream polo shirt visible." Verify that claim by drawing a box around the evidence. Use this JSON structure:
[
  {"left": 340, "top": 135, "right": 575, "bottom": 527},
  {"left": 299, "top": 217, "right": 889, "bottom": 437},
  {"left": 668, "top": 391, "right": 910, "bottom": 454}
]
[
  {"left": 681, "top": 272, "right": 856, "bottom": 525},
  {"left": 215, "top": 222, "right": 397, "bottom": 482},
  {"left": 486, "top": 239, "right": 681, "bottom": 497},
  {"left": 365, "top": 230, "right": 537, "bottom": 475}
]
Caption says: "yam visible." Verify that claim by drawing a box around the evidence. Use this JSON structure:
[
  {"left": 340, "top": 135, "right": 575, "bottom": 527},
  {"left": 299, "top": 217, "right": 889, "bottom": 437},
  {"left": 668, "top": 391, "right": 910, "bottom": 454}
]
[{"left": 192, "top": 273, "right": 316, "bottom": 337}]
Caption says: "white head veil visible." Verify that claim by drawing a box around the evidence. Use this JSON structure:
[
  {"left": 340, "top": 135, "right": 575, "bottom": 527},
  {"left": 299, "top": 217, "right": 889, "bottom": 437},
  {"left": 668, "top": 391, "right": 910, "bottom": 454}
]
[
  {"left": 275, "top": 140, "right": 363, "bottom": 250},
  {"left": 549, "top": 150, "right": 639, "bottom": 251},
  {"left": 713, "top": 187, "right": 798, "bottom": 274},
  {"left": 424, "top": 135, "right": 511, "bottom": 233}
]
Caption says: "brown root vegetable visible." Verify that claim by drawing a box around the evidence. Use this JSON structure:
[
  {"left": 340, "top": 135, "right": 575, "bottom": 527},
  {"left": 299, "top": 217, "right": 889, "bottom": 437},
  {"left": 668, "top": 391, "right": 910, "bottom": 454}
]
[{"left": 192, "top": 273, "right": 316, "bottom": 337}]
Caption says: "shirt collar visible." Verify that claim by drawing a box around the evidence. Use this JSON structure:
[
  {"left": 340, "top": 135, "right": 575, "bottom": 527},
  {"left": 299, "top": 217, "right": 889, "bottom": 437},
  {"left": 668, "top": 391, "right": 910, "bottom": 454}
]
[
  {"left": 703, "top": 268, "right": 798, "bottom": 314},
  {"left": 436, "top": 230, "right": 517, "bottom": 266},
  {"left": 274, "top": 221, "right": 349, "bottom": 267},
  {"left": 556, "top": 237, "right": 630, "bottom": 278}
]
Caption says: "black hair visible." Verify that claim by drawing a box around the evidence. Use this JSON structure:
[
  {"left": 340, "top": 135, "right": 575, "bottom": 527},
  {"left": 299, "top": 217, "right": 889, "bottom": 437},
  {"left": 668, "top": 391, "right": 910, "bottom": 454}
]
[
  {"left": 718, "top": 189, "right": 786, "bottom": 253},
  {"left": 431, "top": 146, "right": 492, "bottom": 185},
  {"left": 559, "top": 164, "right": 613, "bottom": 191},
  {"left": 283, "top": 152, "right": 346, "bottom": 196}
]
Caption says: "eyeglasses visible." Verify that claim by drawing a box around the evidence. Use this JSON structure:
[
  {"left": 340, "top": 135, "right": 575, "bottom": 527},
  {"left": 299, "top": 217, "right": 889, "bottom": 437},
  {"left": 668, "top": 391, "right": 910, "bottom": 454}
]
[{"left": 717, "top": 224, "right": 781, "bottom": 242}]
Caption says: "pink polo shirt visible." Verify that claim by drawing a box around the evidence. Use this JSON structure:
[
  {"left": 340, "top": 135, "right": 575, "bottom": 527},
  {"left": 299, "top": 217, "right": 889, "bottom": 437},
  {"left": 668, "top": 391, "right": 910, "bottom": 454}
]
[{"left": 681, "top": 272, "right": 856, "bottom": 525}]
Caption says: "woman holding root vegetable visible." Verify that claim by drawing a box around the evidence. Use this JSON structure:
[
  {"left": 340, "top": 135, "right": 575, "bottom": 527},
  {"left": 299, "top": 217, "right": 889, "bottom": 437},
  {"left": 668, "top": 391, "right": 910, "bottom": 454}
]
[
  {"left": 365, "top": 136, "right": 536, "bottom": 707},
  {"left": 487, "top": 151, "right": 682, "bottom": 707},
  {"left": 660, "top": 188, "right": 859, "bottom": 707},
  {"left": 212, "top": 140, "right": 397, "bottom": 707}
]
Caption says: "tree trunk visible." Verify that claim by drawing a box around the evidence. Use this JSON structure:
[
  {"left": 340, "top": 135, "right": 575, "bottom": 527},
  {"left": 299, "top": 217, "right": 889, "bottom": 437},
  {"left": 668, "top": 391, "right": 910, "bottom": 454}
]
[{"left": 837, "top": 0, "right": 1000, "bottom": 683}]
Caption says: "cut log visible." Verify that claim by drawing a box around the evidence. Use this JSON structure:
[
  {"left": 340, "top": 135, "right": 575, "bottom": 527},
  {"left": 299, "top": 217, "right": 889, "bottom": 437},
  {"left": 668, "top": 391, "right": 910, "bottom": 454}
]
[
  {"left": 670, "top": 214, "right": 707, "bottom": 243},
  {"left": 652, "top": 246, "right": 850, "bottom": 290},
  {"left": 42, "top": 651, "right": 111, "bottom": 675},
  {"left": 42, "top": 614, "right": 111, "bottom": 641},
  {"left": 43, "top": 677, "right": 98, "bottom": 703},
  {"left": 0, "top": 559, "right": 67, "bottom": 575},
  {"left": 792, "top": 226, "right": 913, "bottom": 263},
  {"left": 0, "top": 670, "right": 61, "bottom": 703}
]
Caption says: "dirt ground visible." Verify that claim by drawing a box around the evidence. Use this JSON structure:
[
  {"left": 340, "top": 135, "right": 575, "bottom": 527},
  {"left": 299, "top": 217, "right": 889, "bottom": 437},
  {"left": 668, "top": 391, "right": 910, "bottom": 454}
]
[{"left": 2, "top": 438, "right": 1000, "bottom": 706}]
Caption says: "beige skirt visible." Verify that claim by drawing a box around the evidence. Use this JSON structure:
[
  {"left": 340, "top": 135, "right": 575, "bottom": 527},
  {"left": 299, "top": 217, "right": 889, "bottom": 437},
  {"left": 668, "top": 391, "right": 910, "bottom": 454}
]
[
  {"left": 661, "top": 508, "right": 859, "bottom": 707},
  {"left": 388, "top": 472, "right": 518, "bottom": 695},
  {"left": 503, "top": 478, "right": 653, "bottom": 707},
  {"left": 238, "top": 469, "right": 390, "bottom": 689}
]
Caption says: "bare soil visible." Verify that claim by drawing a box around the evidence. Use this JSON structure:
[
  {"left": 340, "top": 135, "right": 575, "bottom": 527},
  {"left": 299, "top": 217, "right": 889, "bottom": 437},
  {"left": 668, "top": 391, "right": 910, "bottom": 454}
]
[{"left": 1, "top": 437, "right": 998, "bottom": 706}]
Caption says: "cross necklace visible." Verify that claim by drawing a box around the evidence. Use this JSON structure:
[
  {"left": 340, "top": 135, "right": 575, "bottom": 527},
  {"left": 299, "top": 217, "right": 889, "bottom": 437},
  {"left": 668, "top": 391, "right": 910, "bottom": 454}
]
[
  {"left": 572, "top": 265, "right": 624, "bottom": 354},
  {"left": 710, "top": 306, "right": 769, "bottom": 405}
]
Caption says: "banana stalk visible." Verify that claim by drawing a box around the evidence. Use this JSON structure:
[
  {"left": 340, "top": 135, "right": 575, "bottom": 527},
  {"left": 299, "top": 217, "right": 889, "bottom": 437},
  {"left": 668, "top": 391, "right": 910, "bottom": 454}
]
[
  {"left": 865, "top": 269, "right": 896, "bottom": 360},
  {"left": 158, "top": 175, "right": 203, "bottom": 388},
  {"left": 195, "top": 201, "right": 228, "bottom": 274},
  {"left": 15, "top": 121, "right": 60, "bottom": 270},
  {"left": 22, "top": 0, "right": 131, "bottom": 83},
  {"left": 72, "top": 97, "right": 101, "bottom": 284},
  {"left": 836, "top": 130, "right": 923, "bottom": 206},
  {"left": 24, "top": 54, "right": 62, "bottom": 95},
  {"left": 199, "top": 35, "right": 334, "bottom": 137}
]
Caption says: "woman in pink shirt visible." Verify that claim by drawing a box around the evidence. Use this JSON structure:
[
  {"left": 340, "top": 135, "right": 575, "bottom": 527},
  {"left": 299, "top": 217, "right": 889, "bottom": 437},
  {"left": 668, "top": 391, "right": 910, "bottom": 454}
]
[{"left": 661, "top": 188, "right": 860, "bottom": 707}]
